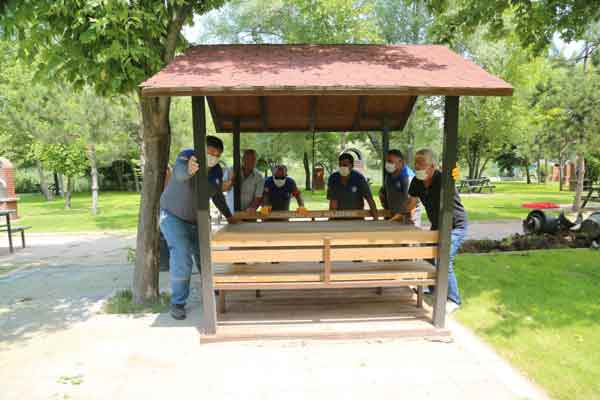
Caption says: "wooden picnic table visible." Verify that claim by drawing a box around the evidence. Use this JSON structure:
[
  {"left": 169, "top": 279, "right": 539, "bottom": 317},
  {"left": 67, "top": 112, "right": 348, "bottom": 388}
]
[
  {"left": 581, "top": 186, "right": 600, "bottom": 208},
  {"left": 211, "top": 219, "right": 439, "bottom": 315},
  {"left": 0, "top": 209, "right": 30, "bottom": 253},
  {"left": 456, "top": 177, "right": 496, "bottom": 193}
]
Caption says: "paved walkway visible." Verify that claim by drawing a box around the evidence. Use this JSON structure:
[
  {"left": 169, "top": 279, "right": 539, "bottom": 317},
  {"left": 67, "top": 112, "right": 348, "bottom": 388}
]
[{"left": 0, "top": 228, "right": 545, "bottom": 400}]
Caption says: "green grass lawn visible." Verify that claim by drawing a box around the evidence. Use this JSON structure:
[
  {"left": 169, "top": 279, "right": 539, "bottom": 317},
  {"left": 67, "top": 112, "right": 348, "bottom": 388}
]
[
  {"left": 455, "top": 249, "right": 600, "bottom": 400},
  {"left": 16, "top": 181, "right": 574, "bottom": 232}
]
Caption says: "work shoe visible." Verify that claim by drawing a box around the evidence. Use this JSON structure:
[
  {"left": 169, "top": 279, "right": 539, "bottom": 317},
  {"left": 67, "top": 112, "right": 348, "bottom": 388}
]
[
  {"left": 170, "top": 304, "right": 186, "bottom": 320},
  {"left": 446, "top": 301, "right": 460, "bottom": 315}
]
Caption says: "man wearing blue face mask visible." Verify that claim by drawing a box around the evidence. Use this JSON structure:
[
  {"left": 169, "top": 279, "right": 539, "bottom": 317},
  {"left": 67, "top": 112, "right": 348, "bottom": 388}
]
[
  {"left": 407, "top": 148, "right": 466, "bottom": 315},
  {"left": 159, "top": 135, "right": 237, "bottom": 320},
  {"left": 327, "top": 153, "right": 378, "bottom": 219},
  {"left": 262, "top": 164, "right": 307, "bottom": 214}
]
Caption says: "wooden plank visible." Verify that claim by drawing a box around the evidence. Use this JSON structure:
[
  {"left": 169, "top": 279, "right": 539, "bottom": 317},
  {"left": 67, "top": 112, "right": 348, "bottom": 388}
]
[
  {"left": 212, "top": 248, "right": 323, "bottom": 263},
  {"left": 323, "top": 237, "right": 331, "bottom": 282},
  {"left": 215, "top": 260, "right": 436, "bottom": 274},
  {"left": 259, "top": 96, "right": 268, "bottom": 130},
  {"left": 212, "top": 245, "right": 437, "bottom": 263},
  {"left": 213, "top": 279, "right": 436, "bottom": 290},
  {"left": 214, "top": 261, "right": 436, "bottom": 284},
  {"left": 212, "top": 220, "right": 439, "bottom": 245},
  {"left": 233, "top": 209, "right": 392, "bottom": 220},
  {"left": 433, "top": 95, "right": 459, "bottom": 329},
  {"left": 329, "top": 246, "right": 437, "bottom": 262},
  {"left": 192, "top": 96, "right": 217, "bottom": 335}
]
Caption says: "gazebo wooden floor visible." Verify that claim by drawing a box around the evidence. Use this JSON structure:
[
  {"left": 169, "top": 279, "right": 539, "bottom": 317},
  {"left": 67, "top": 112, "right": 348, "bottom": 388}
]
[{"left": 200, "top": 287, "right": 450, "bottom": 343}]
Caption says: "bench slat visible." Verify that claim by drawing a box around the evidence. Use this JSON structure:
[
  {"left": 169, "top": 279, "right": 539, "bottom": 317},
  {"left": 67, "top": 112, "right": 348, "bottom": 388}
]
[
  {"left": 211, "top": 246, "right": 438, "bottom": 263},
  {"left": 214, "top": 261, "right": 436, "bottom": 284}
]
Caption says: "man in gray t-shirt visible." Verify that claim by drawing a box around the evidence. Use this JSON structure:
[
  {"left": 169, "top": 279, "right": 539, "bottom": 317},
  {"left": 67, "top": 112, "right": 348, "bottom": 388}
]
[{"left": 159, "top": 136, "right": 236, "bottom": 320}]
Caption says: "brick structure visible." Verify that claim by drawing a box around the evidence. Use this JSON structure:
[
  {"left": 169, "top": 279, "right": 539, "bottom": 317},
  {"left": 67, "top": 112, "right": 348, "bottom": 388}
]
[{"left": 0, "top": 157, "right": 19, "bottom": 219}]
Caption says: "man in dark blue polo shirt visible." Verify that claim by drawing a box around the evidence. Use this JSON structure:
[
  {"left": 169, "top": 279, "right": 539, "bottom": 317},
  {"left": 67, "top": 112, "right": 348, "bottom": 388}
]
[
  {"left": 159, "top": 136, "right": 236, "bottom": 320},
  {"left": 327, "top": 153, "right": 378, "bottom": 219},
  {"left": 407, "top": 148, "right": 466, "bottom": 314},
  {"left": 262, "top": 165, "right": 307, "bottom": 213}
]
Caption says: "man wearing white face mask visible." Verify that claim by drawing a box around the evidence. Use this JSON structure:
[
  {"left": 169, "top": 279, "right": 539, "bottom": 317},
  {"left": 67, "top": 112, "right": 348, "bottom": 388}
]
[
  {"left": 159, "top": 136, "right": 236, "bottom": 320},
  {"left": 225, "top": 149, "right": 264, "bottom": 212},
  {"left": 406, "top": 148, "right": 466, "bottom": 315},
  {"left": 261, "top": 165, "right": 307, "bottom": 214},
  {"left": 327, "top": 153, "right": 378, "bottom": 219},
  {"left": 379, "top": 149, "right": 421, "bottom": 227}
]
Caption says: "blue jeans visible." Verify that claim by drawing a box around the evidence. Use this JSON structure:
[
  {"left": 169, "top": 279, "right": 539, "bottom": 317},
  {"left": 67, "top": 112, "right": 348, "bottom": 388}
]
[
  {"left": 159, "top": 209, "right": 199, "bottom": 306},
  {"left": 428, "top": 226, "right": 467, "bottom": 305}
]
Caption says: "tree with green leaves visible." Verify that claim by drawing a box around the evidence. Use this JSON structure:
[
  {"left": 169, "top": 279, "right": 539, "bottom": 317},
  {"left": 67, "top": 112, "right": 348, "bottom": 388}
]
[
  {"left": 427, "top": 0, "right": 600, "bottom": 54},
  {"left": 1, "top": 0, "right": 226, "bottom": 304}
]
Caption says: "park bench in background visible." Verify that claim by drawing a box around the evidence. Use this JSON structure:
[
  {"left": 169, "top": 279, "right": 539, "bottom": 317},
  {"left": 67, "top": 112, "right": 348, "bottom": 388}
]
[
  {"left": 581, "top": 185, "right": 600, "bottom": 208},
  {"left": 0, "top": 209, "right": 31, "bottom": 253},
  {"left": 456, "top": 177, "right": 496, "bottom": 193}
]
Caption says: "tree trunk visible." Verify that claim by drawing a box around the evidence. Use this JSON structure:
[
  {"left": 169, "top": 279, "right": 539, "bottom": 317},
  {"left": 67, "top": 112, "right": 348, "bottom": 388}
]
[
  {"left": 133, "top": 94, "right": 171, "bottom": 304},
  {"left": 303, "top": 151, "right": 311, "bottom": 191},
  {"left": 573, "top": 152, "right": 585, "bottom": 211},
  {"left": 54, "top": 172, "right": 62, "bottom": 196},
  {"left": 37, "top": 162, "right": 53, "bottom": 201},
  {"left": 524, "top": 159, "right": 531, "bottom": 184},
  {"left": 64, "top": 176, "right": 72, "bottom": 209},
  {"left": 87, "top": 144, "right": 100, "bottom": 215},
  {"left": 559, "top": 155, "right": 564, "bottom": 191}
]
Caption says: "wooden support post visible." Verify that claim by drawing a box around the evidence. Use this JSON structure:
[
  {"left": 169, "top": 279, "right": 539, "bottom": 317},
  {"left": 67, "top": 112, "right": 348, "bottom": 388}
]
[
  {"left": 417, "top": 286, "right": 424, "bottom": 308},
  {"left": 192, "top": 96, "right": 218, "bottom": 335},
  {"left": 382, "top": 116, "right": 390, "bottom": 186},
  {"left": 323, "top": 237, "right": 331, "bottom": 282},
  {"left": 233, "top": 118, "right": 241, "bottom": 212},
  {"left": 433, "top": 96, "right": 460, "bottom": 328},
  {"left": 218, "top": 291, "right": 226, "bottom": 314}
]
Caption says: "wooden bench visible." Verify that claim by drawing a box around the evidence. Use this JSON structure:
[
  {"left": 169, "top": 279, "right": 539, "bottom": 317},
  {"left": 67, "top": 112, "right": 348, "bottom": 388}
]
[
  {"left": 0, "top": 224, "right": 31, "bottom": 252},
  {"left": 211, "top": 217, "right": 438, "bottom": 315},
  {"left": 456, "top": 177, "right": 495, "bottom": 193}
]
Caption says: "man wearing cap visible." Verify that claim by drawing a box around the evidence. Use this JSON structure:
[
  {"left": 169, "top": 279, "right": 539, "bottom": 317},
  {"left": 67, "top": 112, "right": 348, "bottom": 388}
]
[
  {"left": 159, "top": 135, "right": 236, "bottom": 320},
  {"left": 379, "top": 149, "right": 422, "bottom": 226},
  {"left": 261, "top": 165, "right": 308, "bottom": 215},
  {"left": 406, "top": 148, "right": 466, "bottom": 314},
  {"left": 327, "top": 153, "right": 378, "bottom": 219}
]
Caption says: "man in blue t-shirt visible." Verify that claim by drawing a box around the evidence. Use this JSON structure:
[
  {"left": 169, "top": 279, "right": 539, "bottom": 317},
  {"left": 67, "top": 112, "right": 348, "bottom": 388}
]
[
  {"left": 327, "top": 153, "right": 378, "bottom": 219},
  {"left": 159, "top": 136, "right": 236, "bottom": 320},
  {"left": 262, "top": 165, "right": 307, "bottom": 213}
]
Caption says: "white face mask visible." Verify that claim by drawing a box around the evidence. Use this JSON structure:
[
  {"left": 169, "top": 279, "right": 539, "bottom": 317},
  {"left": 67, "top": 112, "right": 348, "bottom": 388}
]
[
  {"left": 273, "top": 177, "right": 286, "bottom": 188},
  {"left": 415, "top": 169, "right": 427, "bottom": 181},
  {"left": 339, "top": 166, "right": 351, "bottom": 177},
  {"left": 207, "top": 154, "right": 219, "bottom": 168},
  {"left": 385, "top": 162, "right": 397, "bottom": 174}
]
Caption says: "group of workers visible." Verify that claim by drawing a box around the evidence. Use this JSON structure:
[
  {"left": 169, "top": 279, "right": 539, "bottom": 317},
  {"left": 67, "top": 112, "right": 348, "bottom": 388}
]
[{"left": 160, "top": 136, "right": 467, "bottom": 320}]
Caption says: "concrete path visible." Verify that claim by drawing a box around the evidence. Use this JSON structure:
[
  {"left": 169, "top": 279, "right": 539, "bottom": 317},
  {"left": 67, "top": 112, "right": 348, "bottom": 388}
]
[{"left": 0, "top": 230, "right": 544, "bottom": 400}]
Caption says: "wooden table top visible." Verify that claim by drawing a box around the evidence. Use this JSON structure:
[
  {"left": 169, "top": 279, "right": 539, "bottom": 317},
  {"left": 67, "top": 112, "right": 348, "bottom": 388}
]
[{"left": 212, "top": 220, "right": 438, "bottom": 245}]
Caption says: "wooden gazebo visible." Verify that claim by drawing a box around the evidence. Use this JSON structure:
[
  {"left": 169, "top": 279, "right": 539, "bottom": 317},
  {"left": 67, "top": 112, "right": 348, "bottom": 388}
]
[{"left": 141, "top": 44, "right": 513, "bottom": 336}]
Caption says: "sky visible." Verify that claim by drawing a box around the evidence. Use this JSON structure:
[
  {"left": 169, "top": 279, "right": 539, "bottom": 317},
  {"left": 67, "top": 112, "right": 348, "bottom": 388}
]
[{"left": 182, "top": 13, "right": 585, "bottom": 58}]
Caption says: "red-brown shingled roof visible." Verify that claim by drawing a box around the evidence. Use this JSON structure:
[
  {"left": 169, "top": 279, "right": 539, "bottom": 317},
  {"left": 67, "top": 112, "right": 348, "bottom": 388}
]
[{"left": 140, "top": 44, "right": 513, "bottom": 97}]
